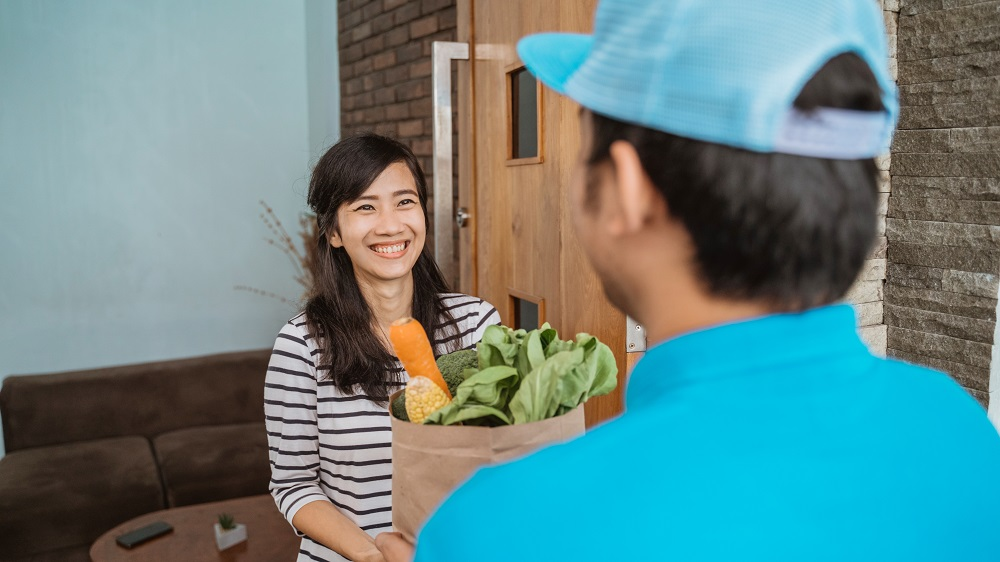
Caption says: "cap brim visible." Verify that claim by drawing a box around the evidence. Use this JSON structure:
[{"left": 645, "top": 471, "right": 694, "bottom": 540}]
[{"left": 516, "top": 33, "right": 593, "bottom": 96}]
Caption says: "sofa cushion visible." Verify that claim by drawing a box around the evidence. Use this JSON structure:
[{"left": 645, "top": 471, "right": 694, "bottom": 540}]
[
  {"left": 153, "top": 422, "right": 269, "bottom": 507},
  {"left": 0, "top": 437, "right": 164, "bottom": 559}
]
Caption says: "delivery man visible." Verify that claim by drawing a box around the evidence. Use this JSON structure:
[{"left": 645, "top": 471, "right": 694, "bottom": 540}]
[{"left": 377, "top": 0, "right": 1000, "bottom": 559}]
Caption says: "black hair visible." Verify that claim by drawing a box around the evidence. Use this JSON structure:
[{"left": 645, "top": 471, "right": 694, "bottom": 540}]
[
  {"left": 305, "top": 133, "right": 456, "bottom": 404},
  {"left": 587, "top": 53, "right": 885, "bottom": 311}
]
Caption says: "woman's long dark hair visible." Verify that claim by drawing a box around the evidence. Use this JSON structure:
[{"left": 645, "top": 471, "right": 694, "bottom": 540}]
[{"left": 306, "top": 133, "right": 457, "bottom": 403}]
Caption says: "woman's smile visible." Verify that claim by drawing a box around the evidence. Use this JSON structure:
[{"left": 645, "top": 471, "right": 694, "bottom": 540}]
[{"left": 370, "top": 240, "right": 411, "bottom": 258}]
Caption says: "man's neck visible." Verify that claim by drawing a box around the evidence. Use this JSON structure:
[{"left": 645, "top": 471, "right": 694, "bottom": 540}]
[{"left": 633, "top": 272, "right": 775, "bottom": 347}]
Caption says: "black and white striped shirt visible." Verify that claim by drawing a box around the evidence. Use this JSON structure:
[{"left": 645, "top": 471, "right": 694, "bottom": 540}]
[{"left": 265, "top": 293, "right": 500, "bottom": 562}]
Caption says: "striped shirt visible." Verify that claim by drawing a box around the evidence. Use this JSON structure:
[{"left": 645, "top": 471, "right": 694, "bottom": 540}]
[{"left": 265, "top": 293, "right": 500, "bottom": 562}]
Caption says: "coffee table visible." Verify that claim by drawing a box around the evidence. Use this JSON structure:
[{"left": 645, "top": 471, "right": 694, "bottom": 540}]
[{"left": 90, "top": 494, "right": 299, "bottom": 561}]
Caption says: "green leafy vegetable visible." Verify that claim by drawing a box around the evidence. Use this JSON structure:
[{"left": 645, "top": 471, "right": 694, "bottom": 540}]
[
  {"left": 425, "top": 366, "right": 519, "bottom": 425},
  {"left": 420, "top": 323, "right": 618, "bottom": 426},
  {"left": 509, "top": 348, "right": 582, "bottom": 423}
]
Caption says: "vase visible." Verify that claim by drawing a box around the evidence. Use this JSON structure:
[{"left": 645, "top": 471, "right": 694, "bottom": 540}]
[{"left": 214, "top": 523, "right": 248, "bottom": 551}]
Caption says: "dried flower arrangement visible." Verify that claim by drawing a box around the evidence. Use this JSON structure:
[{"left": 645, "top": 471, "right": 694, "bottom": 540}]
[{"left": 235, "top": 200, "right": 319, "bottom": 306}]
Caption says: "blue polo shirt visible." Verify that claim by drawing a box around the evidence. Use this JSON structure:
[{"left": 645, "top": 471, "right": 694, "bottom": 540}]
[{"left": 415, "top": 305, "right": 1000, "bottom": 561}]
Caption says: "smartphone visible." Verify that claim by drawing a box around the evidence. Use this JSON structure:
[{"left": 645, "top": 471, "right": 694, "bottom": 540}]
[{"left": 115, "top": 521, "right": 173, "bottom": 549}]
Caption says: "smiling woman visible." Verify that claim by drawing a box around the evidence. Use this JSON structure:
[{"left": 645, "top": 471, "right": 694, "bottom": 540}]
[
  {"left": 329, "top": 162, "right": 426, "bottom": 287},
  {"left": 263, "top": 133, "right": 499, "bottom": 562}
]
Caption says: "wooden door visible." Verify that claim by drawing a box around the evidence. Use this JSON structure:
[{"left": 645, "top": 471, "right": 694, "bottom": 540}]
[{"left": 456, "top": 0, "right": 636, "bottom": 427}]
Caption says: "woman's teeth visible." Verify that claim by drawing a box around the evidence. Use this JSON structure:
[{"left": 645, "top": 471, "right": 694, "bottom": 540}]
[{"left": 373, "top": 242, "right": 406, "bottom": 254}]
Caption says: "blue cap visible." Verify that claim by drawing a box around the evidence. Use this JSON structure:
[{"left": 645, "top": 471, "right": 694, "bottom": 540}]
[{"left": 517, "top": 0, "right": 898, "bottom": 159}]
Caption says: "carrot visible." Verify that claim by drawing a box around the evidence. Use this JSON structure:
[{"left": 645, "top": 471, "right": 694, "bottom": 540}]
[{"left": 390, "top": 317, "right": 452, "bottom": 399}]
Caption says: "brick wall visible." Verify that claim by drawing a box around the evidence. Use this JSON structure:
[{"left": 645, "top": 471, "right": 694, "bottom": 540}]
[
  {"left": 885, "top": 0, "right": 1000, "bottom": 408},
  {"left": 338, "top": 0, "right": 458, "bottom": 269}
]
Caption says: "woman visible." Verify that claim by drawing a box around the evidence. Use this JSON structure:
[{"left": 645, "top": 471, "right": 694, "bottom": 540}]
[{"left": 265, "top": 133, "right": 500, "bottom": 562}]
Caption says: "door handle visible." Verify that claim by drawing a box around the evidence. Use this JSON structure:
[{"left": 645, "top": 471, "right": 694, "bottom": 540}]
[
  {"left": 431, "top": 41, "right": 470, "bottom": 283},
  {"left": 455, "top": 207, "right": 470, "bottom": 228}
]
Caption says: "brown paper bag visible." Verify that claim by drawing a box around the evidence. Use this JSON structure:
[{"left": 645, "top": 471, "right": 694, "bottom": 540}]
[{"left": 388, "top": 390, "right": 585, "bottom": 541}]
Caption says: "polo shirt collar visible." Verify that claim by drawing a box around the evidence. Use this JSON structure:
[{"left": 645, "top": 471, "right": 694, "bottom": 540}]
[{"left": 625, "top": 304, "right": 869, "bottom": 411}]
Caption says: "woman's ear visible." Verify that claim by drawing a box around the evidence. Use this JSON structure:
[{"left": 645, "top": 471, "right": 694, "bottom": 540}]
[
  {"left": 609, "top": 140, "right": 659, "bottom": 234},
  {"left": 328, "top": 229, "right": 343, "bottom": 248}
]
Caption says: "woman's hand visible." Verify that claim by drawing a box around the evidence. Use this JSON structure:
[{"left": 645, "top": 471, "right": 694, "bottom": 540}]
[
  {"left": 354, "top": 543, "right": 388, "bottom": 562},
  {"left": 292, "top": 501, "right": 386, "bottom": 561},
  {"left": 375, "top": 532, "right": 415, "bottom": 562}
]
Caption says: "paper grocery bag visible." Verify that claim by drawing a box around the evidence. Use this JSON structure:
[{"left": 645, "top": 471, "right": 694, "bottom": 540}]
[{"left": 388, "top": 390, "right": 585, "bottom": 541}]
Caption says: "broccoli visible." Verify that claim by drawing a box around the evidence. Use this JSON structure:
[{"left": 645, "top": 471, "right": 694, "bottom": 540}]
[
  {"left": 390, "top": 349, "right": 479, "bottom": 422},
  {"left": 436, "top": 349, "right": 479, "bottom": 396},
  {"left": 391, "top": 391, "right": 409, "bottom": 421}
]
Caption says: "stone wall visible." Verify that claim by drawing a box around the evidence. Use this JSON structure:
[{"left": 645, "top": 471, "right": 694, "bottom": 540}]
[
  {"left": 849, "top": 0, "right": 898, "bottom": 355},
  {"left": 885, "top": 0, "right": 1000, "bottom": 408},
  {"left": 849, "top": 159, "right": 890, "bottom": 354}
]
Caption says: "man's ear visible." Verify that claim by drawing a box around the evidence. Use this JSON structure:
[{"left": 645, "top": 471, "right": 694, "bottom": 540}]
[{"left": 609, "top": 140, "right": 659, "bottom": 233}]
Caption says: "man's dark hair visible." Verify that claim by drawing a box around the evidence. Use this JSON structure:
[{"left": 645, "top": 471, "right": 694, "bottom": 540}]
[{"left": 587, "top": 53, "right": 885, "bottom": 311}]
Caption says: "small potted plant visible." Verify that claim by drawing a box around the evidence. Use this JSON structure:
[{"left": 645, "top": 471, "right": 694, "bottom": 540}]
[{"left": 214, "top": 513, "right": 247, "bottom": 551}]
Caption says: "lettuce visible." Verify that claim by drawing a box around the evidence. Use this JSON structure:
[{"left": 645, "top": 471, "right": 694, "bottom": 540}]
[{"left": 423, "top": 323, "right": 618, "bottom": 426}]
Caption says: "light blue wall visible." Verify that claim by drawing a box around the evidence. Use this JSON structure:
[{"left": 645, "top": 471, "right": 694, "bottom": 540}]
[
  {"left": 306, "top": 0, "right": 342, "bottom": 164},
  {"left": 0, "top": 0, "right": 339, "bottom": 456}
]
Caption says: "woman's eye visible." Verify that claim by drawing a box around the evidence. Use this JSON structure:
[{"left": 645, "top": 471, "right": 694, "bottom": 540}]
[
  {"left": 398, "top": 199, "right": 416, "bottom": 207},
  {"left": 355, "top": 204, "right": 375, "bottom": 212}
]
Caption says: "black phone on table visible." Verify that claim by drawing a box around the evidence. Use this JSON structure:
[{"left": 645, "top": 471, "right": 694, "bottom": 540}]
[{"left": 115, "top": 521, "right": 173, "bottom": 548}]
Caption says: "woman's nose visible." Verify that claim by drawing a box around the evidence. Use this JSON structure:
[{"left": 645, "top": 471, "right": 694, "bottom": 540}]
[{"left": 374, "top": 209, "right": 405, "bottom": 235}]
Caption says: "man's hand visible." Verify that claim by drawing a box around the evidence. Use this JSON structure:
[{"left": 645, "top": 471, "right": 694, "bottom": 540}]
[{"left": 374, "top": 532, "right": 415, "bottom": 562}]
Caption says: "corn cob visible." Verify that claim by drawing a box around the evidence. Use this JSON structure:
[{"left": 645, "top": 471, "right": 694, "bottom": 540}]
[{"left": 404, "top": 376, "right": 451, "bottom": 423}]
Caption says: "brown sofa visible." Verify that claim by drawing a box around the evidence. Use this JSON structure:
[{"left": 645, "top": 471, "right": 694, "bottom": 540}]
[{"left": 0, "top": 349, "right": 272, "bottom": 562}]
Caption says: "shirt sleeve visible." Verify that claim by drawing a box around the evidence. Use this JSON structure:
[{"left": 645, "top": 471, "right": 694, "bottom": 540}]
[
  {"left": 264, "top": 320, "right": 329, "bottom": 530},
  {"left": 472, "top": 299, "right": 502, "bottom": 342}
]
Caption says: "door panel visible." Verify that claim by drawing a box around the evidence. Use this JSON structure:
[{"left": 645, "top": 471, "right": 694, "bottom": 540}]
[{"left": 459, "top": 0, "right": 634, "bottom": 427}]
